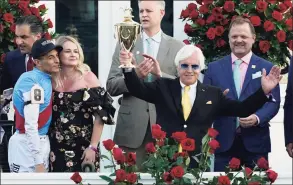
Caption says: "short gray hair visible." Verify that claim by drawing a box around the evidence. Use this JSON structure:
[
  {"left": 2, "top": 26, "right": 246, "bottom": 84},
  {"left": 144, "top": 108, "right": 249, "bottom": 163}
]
[
  {"left": 138, "top": 0, "right": 165, "bottom": 10},
  {"left": 174, "top": 45, "right": 205, "bottom": 70}
]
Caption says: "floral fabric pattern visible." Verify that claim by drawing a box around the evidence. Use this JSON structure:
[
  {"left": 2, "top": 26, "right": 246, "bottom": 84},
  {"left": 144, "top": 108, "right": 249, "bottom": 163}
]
[{"left": 49, "top": 87, "right": 115, "bottom": 172}]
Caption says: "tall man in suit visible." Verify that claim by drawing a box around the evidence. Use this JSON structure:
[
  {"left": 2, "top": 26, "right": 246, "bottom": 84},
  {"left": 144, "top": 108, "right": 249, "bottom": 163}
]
[
  {"left": 284, "top": 57, "right": 293, "bottom": 158},
  {"left": 0, "top": 15, "right": 43, "bottom": 93},
  {"left": 107, "top": 0, "right": 184, "bottom": 167},
  {"left": 203, "top": 17, "right": 280, "bottom": 171},
  {"left": 120, "top": 44, "right": 282, "bottom": 168}
]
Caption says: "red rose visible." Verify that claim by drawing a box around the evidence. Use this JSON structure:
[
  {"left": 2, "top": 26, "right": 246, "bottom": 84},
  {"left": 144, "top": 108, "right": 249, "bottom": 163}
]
[
  {"left": 180, "top": 9, "right": 189, "bottom": 19},
  {"left": 10, "top": 24, "right": 16, "bottom": 32},
  {"left": 183, "top": 39, "right": 190, "bottom": 45},
  {"left": 18, "top": 1, "right": 29, "bottom": 11},
  {"left": 278, "top": 3, "right": 288, "bottom": 13},
  {"left": 203, "top": 0, "right": 213, "bottom": 5},
  {"left": 245, "top": 167, "right": 253, "bottom": 179},
  {"left": 276, "top": 30, "right": 286, "bottom": 42},
  {"left": 285, "top": 18, "right": 293, "bottom": 30},
  {"left": 103, "top": 139, "right": 115, "bottom": 151},
  {"left": 145, "top": 142, "right": 156, "bottom": 153},
  {"left": 152, "top": 124, "right": 161, "bottom": 130},
  {"left": 199, "top": 5, "right": 209, "bottom": 14},
  {"left": 189, "top": 10, "right": 199, "bottom": 20},
  {"left": 38, "top": 4, "right": 46, "bottom": 11},
  {"left": 206, "top": 27, "right": 216, "bottom": 40},
  {"left": 216, "top": 39, "right": 226, "bottom": 48},
  {"left": 242, "top": 0, "right": 252, "bottom": 4},
  {"left": 30, "top": 7, "right": 40, "bottom": 17},
  {"left": 263, "top": 20, "right": 275, "bottom": 32},
  {"left": 152, "top": 128, "right": 166, "bottom": 140},
  {"left": 206, "top": 15, "right": 215, "bottom": 24},
  {"left": 70, "top": 172, "right": 82, "bottom": 184},
  {"left": 180, "top": 138, "right": 195, "bottom": 151},
  {"left": 126, "top": 173, "right": 137, "bottom": 184},
  {"left": 208, "top": 139, "right": 220, "bottom": 150},
  {"left": 207, "top": 128, "right": 219, "bottom": 138},
  {"left": 1, "top": 53, "right": 6, "bottom": 63},
  {"left": 220, "top": 19, "right": 229, "bottom": 26},
  {"left": 113, "top": 147, "right": 125, "bottom": 164},
  {"left": 0, "top": 24, "right": 4, "bottom": 33},
  {"left": 115, "top": 169, "right": 126, "bottom": 182},
  {"left": 284, "top": 0, "right": 293, "bottom": 8},
  {"left": 163, "top": 172, "right": 173, "bottom": 184},
  {"left": 43, "top": 32, "right": 52, "bottom": 40},
  {"left": 224, "top": 1, "right": 235, "bottom": 12},
  {"left": 173, "top": 152, "right": 188, "bottom": 160},
  {"left": 170, "top": 166, "right": 184, "bottom": 179},
  {"left": 229, "top": 157, "right": 240, "bottom": 170},
  {"left": 215, "top": 26, "right": 224, "bottom": 36},
  {"left": 248, "top": 182, "right": 261, "bottom": 185},
  {"left": 184, "top": 23, "right": 193, "bottom": 34},
  {"left": 23, "top": 8, "right": 32, "bottom": 16},
  {"left": 267, "top": 0, "right": 277, "bottom": 4},
  {"left": 288, "top": 40, "right": 293, "bottom": 51},
  {"left": 8, "top": 0, "right": 17, "bottom": 4},
  {"left": 196, "top": 0, "right": 203, "bottom": 5},
  {"left": 171, "top": 132, "right": 187, "bottom": 142},
  {"left": 195, "top": 44, "right": 203, "bottom": 50},
  {"left": 212, "top": 7, "right": 222, "bottom": 16},
  {"left": 257, "top": 157, "right": 269, "bottom": 169},
  {"left": 250, "top": 16, "right": 261, "bottom": 26},
  {"left": 256, "top": 1, "right": 268, "bottom": 12},
  {"left": 3, "top": 13, "right": 14, "bottom": 24},
  {"left": 156, "top": 139, "right": 165, "bottom": 146},
  {"left": 196, "top": 18, "right": 206, "bottom": 26},
  {"left": 46, "top": 19, "right": 53, "bottom": 28},
  {"left": 187, "top": 3, "right": 197, "bottom": 11},
  {"left": 272, "top": 10, "right": 283, "bottom": 21},
  {"left": 259, "top": 40, "right": 270, "bottom": 53},
  {"left": 266, "top": 169, "right": 278, "bottom": 183},
  {"left": 126, "top": 152, "right": 136, "bottom": 166},
  {"left": 218, "top": 175, "right": 230, "bottom": 185},
  {"left": 215, "top": 14, "right": 224, "bottom": 22}
]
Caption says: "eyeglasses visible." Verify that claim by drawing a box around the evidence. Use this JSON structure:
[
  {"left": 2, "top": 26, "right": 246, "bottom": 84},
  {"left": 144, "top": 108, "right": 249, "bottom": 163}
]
[{"left": 180, "top": 64, "right": 200, "bottom": 70}]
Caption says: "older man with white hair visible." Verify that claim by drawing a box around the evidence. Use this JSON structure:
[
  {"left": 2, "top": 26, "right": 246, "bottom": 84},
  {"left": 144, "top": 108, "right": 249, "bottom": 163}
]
[{"left": 120, "top": 45, "right": 282, "bottom": 168}]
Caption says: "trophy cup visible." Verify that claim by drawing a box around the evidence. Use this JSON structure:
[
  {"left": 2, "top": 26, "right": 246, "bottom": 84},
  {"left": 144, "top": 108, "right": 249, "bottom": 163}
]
[{"left": 115, "top": 7, "right": 141, "bottom": 68}]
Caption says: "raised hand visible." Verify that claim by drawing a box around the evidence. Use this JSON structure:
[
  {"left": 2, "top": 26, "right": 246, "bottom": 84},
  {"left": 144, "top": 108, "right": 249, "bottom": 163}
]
[
  {"left": 142, "top": 54, "right": 162, "bottom": 78},
  {"left": 261, "top": 65, "right": 282, "bottom": 95},
  {"left": 119, "top": 49, "right": 136, "bottom": 68},
  {"left": 135, "top": 58, "right": 153, "bottom": 78}
]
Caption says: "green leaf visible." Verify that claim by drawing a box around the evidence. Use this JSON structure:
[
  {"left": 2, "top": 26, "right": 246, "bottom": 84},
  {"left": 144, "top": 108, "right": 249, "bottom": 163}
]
[
  {"left": 183, "top": 177, "right": 193, "bottom": 185},
  {"left": 104, "top": 165, "right": 116, "bottom": 169},
  {"left": 99, "top": 175, "right": 114, "bottom": 183},
  {"left": 235, "top": 9, "right": 241, "bottom": 15},
  {"left": 100, "top": 154, "right": 111, "bottom": 161},
  {"left": 8, "top": 45, "right": 14, "bottom": 51},
  {"left": 176, "top": 156, "right": 184, "bottom": 165}
]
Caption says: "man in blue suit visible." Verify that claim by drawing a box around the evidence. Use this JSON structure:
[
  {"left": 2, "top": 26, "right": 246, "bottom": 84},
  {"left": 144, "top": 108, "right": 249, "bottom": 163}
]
[
  {"left": 203, "top": 17, "right": 280, "bottom": 171},
  {"left": 284, "top": 57, "right": 293, "bottom": 158},
  {"left": 0, "top": 15, "right": 43, "bottom": 93}
]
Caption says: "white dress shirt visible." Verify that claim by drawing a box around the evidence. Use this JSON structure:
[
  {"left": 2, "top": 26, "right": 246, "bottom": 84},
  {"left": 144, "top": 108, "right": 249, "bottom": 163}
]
[
  {"left": 142, "top": 30, "right": 162, "bottom": 59},
  {"left": 180, "top": 81, "right": 198, "bottom": 107}
]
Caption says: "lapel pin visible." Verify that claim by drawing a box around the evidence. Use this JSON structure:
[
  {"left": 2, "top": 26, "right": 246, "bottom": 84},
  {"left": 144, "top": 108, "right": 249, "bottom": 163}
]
[
  {"left": 252, "top": 65, "right": 256, "bottom": 69},
  {"left": 136, "top": 51, "right": 140, "bottom": 55}
]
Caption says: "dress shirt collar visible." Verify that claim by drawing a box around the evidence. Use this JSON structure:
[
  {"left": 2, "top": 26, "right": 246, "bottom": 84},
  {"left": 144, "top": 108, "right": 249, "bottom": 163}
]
[
  {"left": 231, "top": 51, "right": 252, "bottom": 64},
  {"left": 142, "top": 29, "right": 162, "bottom": 43},
  {"left": 179, "top": 80, "right": 198, "bottom": 91}
]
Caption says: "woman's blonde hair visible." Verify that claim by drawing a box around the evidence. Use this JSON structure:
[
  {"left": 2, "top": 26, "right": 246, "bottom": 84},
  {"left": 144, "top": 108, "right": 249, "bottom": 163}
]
[{"left": 53, "top": 35, "right": 91, "bottom": 88}]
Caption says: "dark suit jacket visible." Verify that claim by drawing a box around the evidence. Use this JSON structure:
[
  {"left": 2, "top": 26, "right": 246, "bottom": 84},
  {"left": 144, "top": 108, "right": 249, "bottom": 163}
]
[
  {"left": 203, "top": 54, "right": 280, "bottom": 154},
  {"left": 123, "top": 69, "right": 269, "bottom": 167},
  {"left": 284, "top": 57, "right": 293, "bottom": 146},
  {"left": 0, "top": 49, "right": 26, "bottom": 93}
]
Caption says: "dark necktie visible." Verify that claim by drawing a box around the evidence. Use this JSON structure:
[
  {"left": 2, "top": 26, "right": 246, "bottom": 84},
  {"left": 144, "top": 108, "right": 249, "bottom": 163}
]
[{"left": 27, "top": 55, "right": 34, "bottom": 71}]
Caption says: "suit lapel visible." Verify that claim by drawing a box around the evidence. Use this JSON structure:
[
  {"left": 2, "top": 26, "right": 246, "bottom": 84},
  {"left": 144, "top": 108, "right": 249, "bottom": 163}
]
[
  {"left": 156, "top": 33, "right": 170, "bottom": 66},
  {"left": 170, "top": 78, "right": 184, "bottom": 118},
  {"left": 133, "top": 35, "right": 144, "bottom": 65},
  {"left": 240, "top": 54, "right": 260, "bottom": 97},
  {"left": 221, "top": 55, "right": 238, "bottom": 98},
  {"left": 188, "top": 82, "right": 207, "bottom": 122}
]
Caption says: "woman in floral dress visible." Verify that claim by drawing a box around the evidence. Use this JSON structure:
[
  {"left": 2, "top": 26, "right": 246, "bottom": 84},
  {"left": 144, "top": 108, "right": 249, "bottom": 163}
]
[{"left": 49, "top": 35, "right": 115, "bottom": 172}]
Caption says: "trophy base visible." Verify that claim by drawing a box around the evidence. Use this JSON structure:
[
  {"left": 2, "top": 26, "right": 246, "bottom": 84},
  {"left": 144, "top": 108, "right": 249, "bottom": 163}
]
[{"left": 118, "top": 64, "right": 136, "bottom": 69}]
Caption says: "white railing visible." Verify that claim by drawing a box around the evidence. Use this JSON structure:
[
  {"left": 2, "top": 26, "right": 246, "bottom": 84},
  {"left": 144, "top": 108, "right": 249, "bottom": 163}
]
[{"left": 1, "top": 172, "right": 292, "bottom": 184}]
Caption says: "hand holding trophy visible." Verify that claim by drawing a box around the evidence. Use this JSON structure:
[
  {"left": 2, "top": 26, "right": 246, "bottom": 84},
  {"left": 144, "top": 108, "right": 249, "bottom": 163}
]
[{"left": 115, "top": 7, "right": 141, "bottom": 68}]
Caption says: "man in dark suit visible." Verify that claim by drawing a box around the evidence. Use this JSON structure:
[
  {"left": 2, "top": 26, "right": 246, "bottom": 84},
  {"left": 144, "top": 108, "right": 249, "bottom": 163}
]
[
  {"left": 0, "top": 15, "right": 43, "bottom": 93},
  {"left": 203, "top": 17, "right": 280, "bottom": 171},
  {"left": 120, "top": 44, "right": 282, "bottom": 168},
  {"left": 284, "top": 57, "right": 293, "bottom": 158}
]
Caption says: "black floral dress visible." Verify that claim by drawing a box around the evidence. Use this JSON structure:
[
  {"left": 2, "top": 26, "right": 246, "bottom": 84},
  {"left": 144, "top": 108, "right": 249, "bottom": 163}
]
[{"left": 49, "top": 87, "right": 115, "bottom": 172}]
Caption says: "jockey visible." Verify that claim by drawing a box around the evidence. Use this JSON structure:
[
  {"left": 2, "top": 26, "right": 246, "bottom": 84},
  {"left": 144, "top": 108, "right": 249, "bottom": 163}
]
[{"left": 8, "top": 38, "right": 62, "bottom": 172}]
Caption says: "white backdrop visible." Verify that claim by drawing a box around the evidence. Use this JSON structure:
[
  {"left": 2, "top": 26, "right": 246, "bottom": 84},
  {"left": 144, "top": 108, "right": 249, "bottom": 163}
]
[{"left": 16, "top": 1, "right": 292, "bottom": 176}]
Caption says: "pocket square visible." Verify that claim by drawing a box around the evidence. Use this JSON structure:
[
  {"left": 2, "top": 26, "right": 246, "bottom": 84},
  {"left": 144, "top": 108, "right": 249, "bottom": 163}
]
[
  {"left": 206, "top": 100, "right": 212, "bottom": 104},
  {"left": 252, "top": 71, "right": 262, "bottom": 79}
]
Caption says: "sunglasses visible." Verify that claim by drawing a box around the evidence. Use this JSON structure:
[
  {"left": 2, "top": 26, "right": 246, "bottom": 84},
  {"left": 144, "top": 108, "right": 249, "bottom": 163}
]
[{"left": 180, "top": 64, "right": 200, "bottom": 70}]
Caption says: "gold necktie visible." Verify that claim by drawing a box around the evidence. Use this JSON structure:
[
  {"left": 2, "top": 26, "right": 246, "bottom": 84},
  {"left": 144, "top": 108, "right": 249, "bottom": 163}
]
[{"left": 182, "top": 86, "right": 191, "bottom": 121}]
